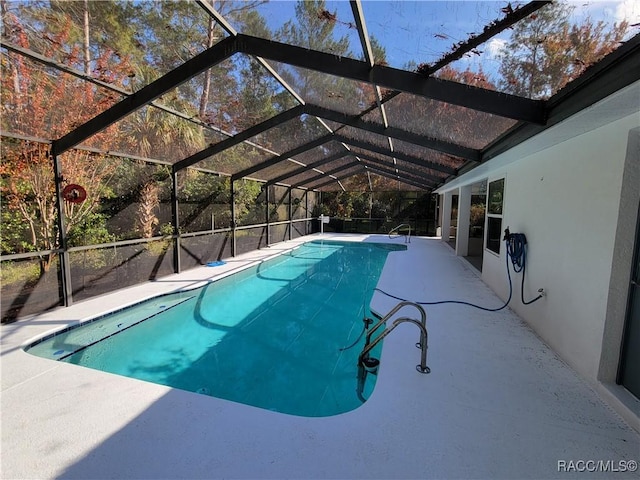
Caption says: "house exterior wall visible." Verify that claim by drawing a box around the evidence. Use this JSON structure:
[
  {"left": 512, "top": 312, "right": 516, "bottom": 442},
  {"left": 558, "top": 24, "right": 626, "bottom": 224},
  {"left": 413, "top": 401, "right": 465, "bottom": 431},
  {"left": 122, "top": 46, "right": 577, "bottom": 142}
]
[
  {"left": 435, "top": 82, "right": 640, "bottom": 409},
  {"left": 480, "top": 113, "right": 638, "bottom": 383}
]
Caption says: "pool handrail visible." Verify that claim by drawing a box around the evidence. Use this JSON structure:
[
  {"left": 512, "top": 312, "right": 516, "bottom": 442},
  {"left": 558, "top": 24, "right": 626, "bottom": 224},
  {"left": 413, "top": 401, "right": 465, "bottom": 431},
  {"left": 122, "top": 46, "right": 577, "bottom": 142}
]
[
  {"left": 359, "top": 300, "right": 429, "bottom": 373},
  {"left": 388, "top": 223, "right": 411, "bottom": 243},
  {"left": 360, "top": 317, "right": 429, "bottom": 374}
]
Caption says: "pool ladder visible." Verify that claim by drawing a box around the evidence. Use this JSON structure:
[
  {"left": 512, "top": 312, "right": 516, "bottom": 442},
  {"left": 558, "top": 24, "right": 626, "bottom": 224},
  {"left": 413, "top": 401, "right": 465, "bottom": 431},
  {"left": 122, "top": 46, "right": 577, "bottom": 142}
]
[
  {"left": 359, "top": 300, "right": 430, "bottom": 375},
  {"left": 356, "top": 301, "right": 429, "bottom": 401},
  {"left": 389, "top": 223, "right": 411, "bottom": 243}
]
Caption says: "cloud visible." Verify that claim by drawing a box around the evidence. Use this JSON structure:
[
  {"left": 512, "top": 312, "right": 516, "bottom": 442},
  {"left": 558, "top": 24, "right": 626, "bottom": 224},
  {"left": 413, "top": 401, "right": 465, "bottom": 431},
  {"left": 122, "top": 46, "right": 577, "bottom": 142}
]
[
  {"left": 485, "top": 38, "right": 507, "bottom": 59},
  {"left": 616, "top": 0, "right": 640, "bottom": 23}
]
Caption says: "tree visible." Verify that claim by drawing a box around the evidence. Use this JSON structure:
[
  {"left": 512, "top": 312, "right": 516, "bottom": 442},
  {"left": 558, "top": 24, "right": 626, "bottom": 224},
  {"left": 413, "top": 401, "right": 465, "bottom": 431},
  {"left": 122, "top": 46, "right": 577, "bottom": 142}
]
[
  {"left": 197, "top": 1, "right": 268, "bottom": 125},
  {"left": 276, "top": 1, "right": 365, "bottom": 107},
  {"left": 372, "top": 63, "right": 505, "bottom": 159},
  {"left": 120, "top": 100, "right": 204, "bottom": 238},
  {"left": 46, "top": 0, "right": 142, "bottom": 71},
  {"left": 177, "top": 169, "right": 231, "bottom": 231},
  {"left": 234, "top": 179, "right": 265, "bottom": 226},
  {"left": 0, "top": 140, "right": 119, "bottom": 266},
  {"left": 498, "top": 3, "right": 628, "bottom": 99},
  {"left": 0, "top": 12, "right": 130, "bottom": 269},
  {"left": 279, "top": 0, "right": 350, "bottom": 53}
]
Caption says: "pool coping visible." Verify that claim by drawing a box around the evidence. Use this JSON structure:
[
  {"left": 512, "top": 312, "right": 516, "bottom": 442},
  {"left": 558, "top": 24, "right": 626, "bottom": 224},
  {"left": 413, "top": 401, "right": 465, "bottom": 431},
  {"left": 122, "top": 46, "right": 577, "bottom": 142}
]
[{"left": 2, "top": 234, "right": 639, "bottom": 480}]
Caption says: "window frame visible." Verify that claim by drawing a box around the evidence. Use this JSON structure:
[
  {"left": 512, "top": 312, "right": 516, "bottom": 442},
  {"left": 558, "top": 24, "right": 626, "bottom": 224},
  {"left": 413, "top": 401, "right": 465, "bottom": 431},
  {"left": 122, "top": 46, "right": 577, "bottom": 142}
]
[{"left": 485, "top": 177, "right": 505, "bottom": 255}]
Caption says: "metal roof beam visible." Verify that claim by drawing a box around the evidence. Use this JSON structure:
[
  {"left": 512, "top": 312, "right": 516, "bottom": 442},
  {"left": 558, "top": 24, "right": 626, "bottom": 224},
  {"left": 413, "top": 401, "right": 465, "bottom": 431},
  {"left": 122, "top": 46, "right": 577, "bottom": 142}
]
[
  {"left": 333, "top": 2, "right": 551, "bottom": 125},
  {"left": 235, "top": 34, "right": 546, "bottom": 124},
  {"left": 350, "top": 0, "right": 374, "bottom": 67},
  {"left": 304, "top": 104, "right": 480, "bottom": 161},
  {"left": 231, "top": 130, "right": 457, "bottom": 183},
  {"left": 362, "top": 164, "right": 434, "bottom": 190},
  {"left": 354, "top": 152, "right": 444, "bottom": 183},
  {"left": 361, "top": 162, "right": 437, "bottom": 187},
  {"left": 482, "top": 33, "right": 640, "bottom": 162},
  {"left": 231, "top": 134, "right": 334, "bottom": 181},
  {"left": 333, "top": 135, "right": 457, "bottom": 175},
  {"left": 265, "top": 152, "right": 350, "bottom": 186},
  {"left": 311, "top": 166, "right": 366, "bottom": 190},
  {"left": 349, "top": 0, "right": 389, "bottom": 129},
  {"left": 173, "top": 105, "right": 304, "bottom": 172},
  {"left": 293, "top": 160, "right": 361, "bottom": 188},
  {"left": 195, "top": 0, "right": 306, "bottom": 106},
  {"left": 0, "top": 42, "right": 242, "bottom": 145},
  {"left": 53, "top": 35, "right": 238, "bottom": 155},
  {"left": 2, "top": 41, "right": 125, "bottom": 95},
  {"left": 427, "top": 1, "right": 551, "bottom": 75}
]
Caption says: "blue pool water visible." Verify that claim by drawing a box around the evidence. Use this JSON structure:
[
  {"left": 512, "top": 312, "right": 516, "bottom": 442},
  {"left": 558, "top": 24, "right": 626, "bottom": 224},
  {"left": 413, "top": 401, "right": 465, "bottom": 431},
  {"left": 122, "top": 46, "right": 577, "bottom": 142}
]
[{"left": 26, "top": 240, "right": 406, "bottom": 416}]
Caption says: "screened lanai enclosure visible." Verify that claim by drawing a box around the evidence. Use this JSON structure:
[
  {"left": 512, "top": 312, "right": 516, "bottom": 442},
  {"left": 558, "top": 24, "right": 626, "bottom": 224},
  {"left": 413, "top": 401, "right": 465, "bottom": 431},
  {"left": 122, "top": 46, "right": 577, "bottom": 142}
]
[{"left": 1, "top": 0, "right": 638, "bottom": 322}]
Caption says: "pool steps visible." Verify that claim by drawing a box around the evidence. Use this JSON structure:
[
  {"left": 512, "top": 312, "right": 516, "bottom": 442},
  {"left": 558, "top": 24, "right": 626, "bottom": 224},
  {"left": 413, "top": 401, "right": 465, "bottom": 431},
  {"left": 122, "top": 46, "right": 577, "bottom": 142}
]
[{"left": 26, "top": 295, "right": 194, "bottom": 360}]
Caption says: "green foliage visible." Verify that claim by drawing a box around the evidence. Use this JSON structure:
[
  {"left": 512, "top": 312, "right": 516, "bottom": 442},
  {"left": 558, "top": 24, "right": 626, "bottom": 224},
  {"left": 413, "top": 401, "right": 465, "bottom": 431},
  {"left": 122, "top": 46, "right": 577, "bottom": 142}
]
[
  {"left": 470, "top": 204, "right": 486, "bottom": 228},
  {"left": 67, "top": 213, "right": 114, "bottom": 248},
  {"left": 0, "top": 260, "right": 40, "bottom": 286},
  {"left": 158, "top": 223, "right": 175, "bottom": 237},
  {"left": 123, "top": 104, "right": 205, "bottom": 161},
  {"left": 178, "top": 171, "right": 232, "bottom": 231},
  {"left": 276, "top": 0, "right": 361, "bottom": 108},
  {"left": 350, "top": 193, "right": 371, "bottom": 218},
  {"left": 278, "top": 0, "right": 350, "bottom": 53},
  {"left": 317, "top": 191, "right": 372, "bottom": 218},
  {"left": 179, "top": 170, "right": 229, "bottom": 201},
  {"left": 498, "top": 2, "right": 628, "bottom": 99},
  {"left": 238, "top": 57, "right": 281, "bottom": 129},
  {"left": 0, "top": 208, "right": 34, "bottom": 254},
  {"left": 370, "top": 200, "right": 391, "bottom": 219},
  {"left": 498, "top": 2, "right": 572, "bottom": 98},
  {"left": 234, "top": 179, "right": 265, "bottom": 226},
  {"left": 70, "top": 247, "right": 115, "bottom": 271},
  {"left": 369, "top": 36, "right": 388, "bottom": 66},
  {"left": 311, "top": 203, "right": 330, "bottom": 218},
  {"left": 145, "top": 237, "right": 172, "bottom": 256},
  {"left": 49, "top": 0, "right": 142, "bottom": 62},
  {"left": 318, "top": 191, "right": 435, "bottom": 224}
]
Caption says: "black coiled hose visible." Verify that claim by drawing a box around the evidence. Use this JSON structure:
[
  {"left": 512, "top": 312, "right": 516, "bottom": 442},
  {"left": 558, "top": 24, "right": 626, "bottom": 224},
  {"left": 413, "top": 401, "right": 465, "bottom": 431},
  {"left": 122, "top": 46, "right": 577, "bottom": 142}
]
[
  {"left": 506, "top": 231, "right": 544, "bottom": 305},
  {"left": 375, "top": 229, "right": 543, "bottom": 310}
]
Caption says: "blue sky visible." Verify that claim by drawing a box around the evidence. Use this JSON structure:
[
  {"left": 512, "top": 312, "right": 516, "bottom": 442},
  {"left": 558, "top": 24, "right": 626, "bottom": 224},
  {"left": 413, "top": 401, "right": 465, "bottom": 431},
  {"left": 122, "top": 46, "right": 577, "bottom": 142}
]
[{"left": 243, "top": 0, "right": 639, "bottom": 82}]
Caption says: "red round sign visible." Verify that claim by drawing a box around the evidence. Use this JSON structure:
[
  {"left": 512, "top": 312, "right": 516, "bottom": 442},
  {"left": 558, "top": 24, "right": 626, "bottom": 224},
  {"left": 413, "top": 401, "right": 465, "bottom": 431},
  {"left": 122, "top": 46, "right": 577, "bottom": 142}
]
[{"left": 62, "top": 184, "right": 87, "bottom": 204}]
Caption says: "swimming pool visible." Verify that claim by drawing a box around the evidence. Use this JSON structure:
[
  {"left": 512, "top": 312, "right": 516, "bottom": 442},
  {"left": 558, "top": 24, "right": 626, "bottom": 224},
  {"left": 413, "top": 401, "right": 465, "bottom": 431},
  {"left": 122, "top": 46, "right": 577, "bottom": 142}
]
[{"left": 26, "top": 240, "right": 406, "bottom": 417}]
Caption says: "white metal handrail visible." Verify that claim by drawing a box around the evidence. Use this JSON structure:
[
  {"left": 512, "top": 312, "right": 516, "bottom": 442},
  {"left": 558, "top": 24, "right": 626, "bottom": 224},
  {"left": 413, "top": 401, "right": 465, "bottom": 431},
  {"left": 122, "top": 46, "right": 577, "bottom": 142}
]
[
  {"left": 389, "top": 223, "right": 411, "bottom": 243},
  {"left": 360, "top": 300, "right": 429, "bottom": 374}
]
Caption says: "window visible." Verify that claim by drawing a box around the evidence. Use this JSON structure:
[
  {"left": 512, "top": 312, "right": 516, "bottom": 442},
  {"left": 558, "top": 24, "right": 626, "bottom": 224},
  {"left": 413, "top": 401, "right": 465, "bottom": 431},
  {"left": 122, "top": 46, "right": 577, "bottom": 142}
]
[{"left": 486, "top": 178, "right": 504, "bottom": 254}]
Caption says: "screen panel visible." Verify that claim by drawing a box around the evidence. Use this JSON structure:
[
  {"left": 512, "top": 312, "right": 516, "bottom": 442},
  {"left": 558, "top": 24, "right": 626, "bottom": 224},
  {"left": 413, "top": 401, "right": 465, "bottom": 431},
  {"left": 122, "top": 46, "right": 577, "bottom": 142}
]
[
  {"left": 383, "top": 92, "right": 517, "bottom": 150},
  {"left": 225, "top": 1, "right": 364, "bottom": 61},
  {"left": 246, "top": 115, "right": 330, "bottom": 156},
  {"left": 361, "top": 1, "right": 522, "bottom": 71},
  {"left": 1, "top": 1, "right": 225, "bottom": 90},
  {"left": 0, "top": 50, "right": 125, "bottom": 139},
  {"left": 268, "top": 61, "right": 378, "bottom": 115}
]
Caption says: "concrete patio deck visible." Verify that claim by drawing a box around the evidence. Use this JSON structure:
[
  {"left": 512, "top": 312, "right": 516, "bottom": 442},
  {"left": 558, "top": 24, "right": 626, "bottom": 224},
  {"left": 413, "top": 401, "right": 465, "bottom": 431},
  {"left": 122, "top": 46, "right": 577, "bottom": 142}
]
[{"left": 1, "top": 234, "right": 638, "bottom": 479}]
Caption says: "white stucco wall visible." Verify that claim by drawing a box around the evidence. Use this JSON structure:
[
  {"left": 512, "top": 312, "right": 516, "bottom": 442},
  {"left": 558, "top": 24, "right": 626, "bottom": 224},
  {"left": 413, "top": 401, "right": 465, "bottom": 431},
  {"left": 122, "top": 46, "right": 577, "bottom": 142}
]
[
  {"left": 435, "top": 82, "right": 640, "bottom": 385},
  {"left": 483, "top": 113, "right": 638, "bottom": 381}
]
